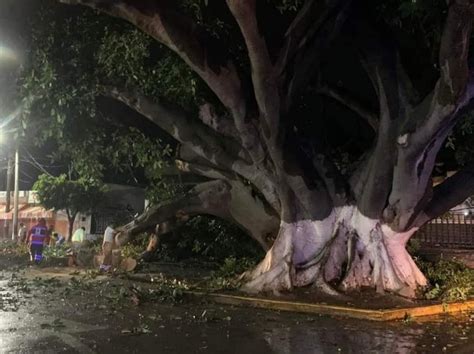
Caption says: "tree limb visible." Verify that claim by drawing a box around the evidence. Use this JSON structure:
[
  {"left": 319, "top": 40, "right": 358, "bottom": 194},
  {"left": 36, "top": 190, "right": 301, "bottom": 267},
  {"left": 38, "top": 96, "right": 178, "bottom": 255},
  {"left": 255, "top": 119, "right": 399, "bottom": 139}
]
[
  {"left": 198, "top": 103, "right": 240, "bottom": 139},
  {"left": 354, "top": 23, "right": 412, "bottom": 124},
  {"left": 276, "top": 0, "right": 323, "bottom": 72},
  {"left": 117, "top": 180, "right": 233, "bottom": 240},
  {"left": 117, "top": 179, "right": 279, "bottom": 250},
  {"left": 226, "top": 0, "right": 280, "bottom": 136},
  {"left": 406, "top": 1, "right": 473, "bottom": 148},
  {"left": 317, "top": 84, "right": 378, "bottom": 131},
  {"left": 177, "top": 140, "right": 280, "bottom": 213},
  {"left": 175, "top": 159, "right": 235, "bottom": 181},
  {"left": 416, "top": 162, "right": 474, "bottom": 225},
  {"left": 59, "top": 0, "right": 246, "bottom": 118},
  {"left": 349, "top": 18, "right": 427, "bottom": 220},
  {"left": 61, "top": 0, "right": 275, "bottom": 186},
  {"left": 104, "top": 87, "right": 281, "bottom": 212},
  {"left": 436, "top": 1, "right": 473, "bottom": 106},
  {"left": 103, "top": 86, "right": 250, "bottom": 172}
]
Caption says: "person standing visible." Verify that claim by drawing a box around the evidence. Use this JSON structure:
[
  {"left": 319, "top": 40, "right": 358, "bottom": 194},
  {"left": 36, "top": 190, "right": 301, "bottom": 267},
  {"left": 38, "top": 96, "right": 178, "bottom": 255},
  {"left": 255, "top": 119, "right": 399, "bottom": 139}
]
[
  {"left": 27, "top": 218, "right": 49, "bottom": 264},
  {"left": 71, "top": 226, "right": 85, "bottom": 245},
  {"left": 18, "top": 223, "right": 27, "bottom": 244},
  {"left": 100, "top": 223, "right": 117, "bottom": 272},
  {"left": 71, "top": 226, "right": 86, "bottom": 265}
]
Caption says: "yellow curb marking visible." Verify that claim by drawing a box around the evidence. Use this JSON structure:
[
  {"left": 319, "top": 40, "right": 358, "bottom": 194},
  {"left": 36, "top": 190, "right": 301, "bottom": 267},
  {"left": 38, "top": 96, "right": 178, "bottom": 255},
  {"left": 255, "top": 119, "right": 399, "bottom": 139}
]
[{"left": 189, "top": 291, "right": 474, "bottom": 321}]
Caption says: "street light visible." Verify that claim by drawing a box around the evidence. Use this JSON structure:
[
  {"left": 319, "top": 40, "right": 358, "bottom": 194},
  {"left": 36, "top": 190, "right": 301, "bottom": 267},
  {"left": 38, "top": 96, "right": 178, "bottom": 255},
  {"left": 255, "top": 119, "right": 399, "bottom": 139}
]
[{"left": 0, "top": 45, "right": 18, "bottom": 65}]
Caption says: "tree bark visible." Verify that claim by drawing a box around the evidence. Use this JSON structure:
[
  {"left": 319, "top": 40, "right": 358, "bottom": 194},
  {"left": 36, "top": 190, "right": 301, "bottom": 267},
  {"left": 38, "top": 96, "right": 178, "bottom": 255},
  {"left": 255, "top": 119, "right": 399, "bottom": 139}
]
[{"left": 66, "top": 209, "right": 77, "bottom": 242}]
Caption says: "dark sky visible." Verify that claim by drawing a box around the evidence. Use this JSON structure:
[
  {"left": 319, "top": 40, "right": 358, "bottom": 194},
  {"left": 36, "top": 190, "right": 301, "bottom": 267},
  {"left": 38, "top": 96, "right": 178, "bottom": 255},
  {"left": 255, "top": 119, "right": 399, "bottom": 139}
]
[
  {"left": 0, "top": 0, "right": 49, "bottom": 190},
  {"left": 0, "top": 0, "right": 38, "bottom": 115}
]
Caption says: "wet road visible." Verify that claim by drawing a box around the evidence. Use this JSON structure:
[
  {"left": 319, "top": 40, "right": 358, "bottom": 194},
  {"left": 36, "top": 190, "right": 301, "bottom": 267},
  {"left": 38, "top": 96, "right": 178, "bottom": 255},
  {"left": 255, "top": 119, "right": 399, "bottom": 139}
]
[{"left": 1, "top": 269, "right": 474, "bottom": 353}]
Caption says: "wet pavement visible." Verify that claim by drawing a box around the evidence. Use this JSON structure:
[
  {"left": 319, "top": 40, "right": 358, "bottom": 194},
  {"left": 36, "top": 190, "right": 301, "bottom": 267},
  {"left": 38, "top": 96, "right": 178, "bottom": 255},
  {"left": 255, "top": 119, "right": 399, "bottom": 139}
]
[{"left": 1, "top": 266, "right": 474, "bottom": 353}]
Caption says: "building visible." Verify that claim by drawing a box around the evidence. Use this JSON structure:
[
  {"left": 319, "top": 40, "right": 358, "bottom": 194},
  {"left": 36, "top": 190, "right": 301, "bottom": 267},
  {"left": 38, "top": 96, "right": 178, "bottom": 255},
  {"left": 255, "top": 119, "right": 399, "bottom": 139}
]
[{"left": 0, "top": 184, "right": 146, "bottom": 240}]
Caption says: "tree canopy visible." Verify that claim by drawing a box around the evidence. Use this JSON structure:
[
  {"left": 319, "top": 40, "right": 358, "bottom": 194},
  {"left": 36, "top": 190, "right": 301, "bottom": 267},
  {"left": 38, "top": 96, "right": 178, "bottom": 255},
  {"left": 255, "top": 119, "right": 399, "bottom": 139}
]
[
  {"left": 33, "top": 173, "right": 104, "bottom": 238},
  {"left": 19, "top": 0, "right": 474, "bottom": 297}
]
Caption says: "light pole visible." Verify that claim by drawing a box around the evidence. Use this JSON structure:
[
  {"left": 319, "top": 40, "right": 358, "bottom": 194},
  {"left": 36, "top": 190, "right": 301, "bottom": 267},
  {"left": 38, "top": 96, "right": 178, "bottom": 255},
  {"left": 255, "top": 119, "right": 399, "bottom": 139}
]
[
  {"left": 5, "top": 151, "right": 12, "bottom": 240},
  {"left": 11, "top": 142, "right": 19, "bottom": 241},
  {"left": 0, "top": 126, "right": 20, "bottom": 241},
  {"left": 1, "top": 39, "right": 22, "bottom": 241}
]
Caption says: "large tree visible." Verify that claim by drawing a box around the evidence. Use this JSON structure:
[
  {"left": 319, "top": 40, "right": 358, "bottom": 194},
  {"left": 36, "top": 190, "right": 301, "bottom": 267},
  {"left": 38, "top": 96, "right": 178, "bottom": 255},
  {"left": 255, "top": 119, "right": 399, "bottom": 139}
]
[{"left": 47, "top": 0, "right": 474, "bottom": 297}]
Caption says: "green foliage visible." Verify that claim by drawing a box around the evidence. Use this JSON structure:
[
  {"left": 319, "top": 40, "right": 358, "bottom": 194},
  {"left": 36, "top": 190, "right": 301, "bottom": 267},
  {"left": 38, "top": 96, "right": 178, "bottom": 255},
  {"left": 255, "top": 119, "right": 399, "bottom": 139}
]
[
  {"left": 20, "top": 5, "right": 184, "bottom": 196},
  {"left": 121, "top": 234, "right": 149, "bottom": 259},
  {"left": 42, "top": 244, "right": 69, "bottom": 259},
  {"left": 105, "top": 127, "right": 181, "bottom": 202},
  {"left": 96, "top": 26, "right": 200, "bottom": 109},
  {"left": 418, "top": 259, "right": 474, "bottom": 301},
  {"left": 33, "top": 174, "right": 105, "bottom": 218},
  {"left": 129, "top": 277, "right": 190, "bottom": 304},
  {"left": 203, "top": 257, "right": 257, "bottom": 291},
  {"left": 0, "top": 242, "right": 29, "bottom": 257},
  {"left": 406, "top": 237, "right": 421, "bottom": 256},
  {"left": 172, "top": 216, "right": 264, "bottom": 262},
  {"left": 215, "top": 256, "right": 257, "bottom": 278},
  {"left": 205, "top": 275, "right": 240, "bottom": 291}
]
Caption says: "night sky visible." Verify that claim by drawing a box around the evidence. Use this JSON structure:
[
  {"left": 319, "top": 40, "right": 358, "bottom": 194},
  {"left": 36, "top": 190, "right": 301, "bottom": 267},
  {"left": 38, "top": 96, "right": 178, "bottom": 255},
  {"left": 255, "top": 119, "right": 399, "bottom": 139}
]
[{"left": 0, "top": 0, "right": 55, "bottom": 190}]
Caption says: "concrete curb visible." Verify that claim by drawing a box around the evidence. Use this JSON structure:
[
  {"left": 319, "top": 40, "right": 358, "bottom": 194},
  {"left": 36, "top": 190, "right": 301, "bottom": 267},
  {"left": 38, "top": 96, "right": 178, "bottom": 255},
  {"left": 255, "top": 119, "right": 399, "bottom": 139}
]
[{"left": 188, "top": 291, "right": 474, "bottom": 321}]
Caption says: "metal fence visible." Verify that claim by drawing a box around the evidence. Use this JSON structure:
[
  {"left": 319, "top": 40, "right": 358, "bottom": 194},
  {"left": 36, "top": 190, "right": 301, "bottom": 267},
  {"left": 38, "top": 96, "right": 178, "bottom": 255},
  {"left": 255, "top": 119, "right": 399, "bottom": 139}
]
[{"left": 416, "top": 213, "right": 474, "bottom": 248}]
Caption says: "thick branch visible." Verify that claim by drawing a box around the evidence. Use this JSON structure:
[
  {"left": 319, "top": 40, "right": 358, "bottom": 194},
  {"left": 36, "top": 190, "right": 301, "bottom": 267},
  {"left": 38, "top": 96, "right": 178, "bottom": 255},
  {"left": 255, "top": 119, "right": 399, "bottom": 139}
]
[
  {"left": 104, "top": 87, "right": 250, "bottom": 172},
  {"left": 436, "top": 1, "right": 474, "bottom": 106},
  {"left": 351, "top": 20, "right": 420, "bottom": 219},
  {"left": 416, "top": 163, "right": 474, "bottom": 225},
  {"left": 226, "top": 0, "right": 280, "bottom": 135},
  {"left": 198, "top": 103, "right": 240, "bottom": 139},
  {"left": 406, "top": 2, "right": 473, "bottom": 148},
  {"left": 60, "top": 0, "right": 246, "bottom": 118},
  {"left": 317, "top": 84, "right": 378, "bottom": 131},
  {"left": 276, "top": 0, "right": 323, "bottom": 72},
  {"left": 177, "top": 142, "right": 280, "bottom": 212},
  {"left": 159, "top": 158, "right": 233, "bottom": 182},
  {"left": 117, "top": 181, "right": 233, "bottom": 241},
  {"left": 175, "top": 159, "right": 235, "bottom": 181},
  {"left": 354, "top": 22, "right": 412, "bottom": 124},
  {"left": 117, "top": 180, "right": 279, "bottom": 250}
]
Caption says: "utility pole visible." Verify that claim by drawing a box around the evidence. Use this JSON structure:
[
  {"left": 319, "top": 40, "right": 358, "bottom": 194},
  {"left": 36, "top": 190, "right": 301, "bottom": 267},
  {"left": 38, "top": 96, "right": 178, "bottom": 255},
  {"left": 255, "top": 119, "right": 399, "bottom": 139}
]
[
  {"left": 5, "top": 151, "right": 13, "bottom": 212},
  {"left": 11, "top": 144, "right": 19, "bottom": 241},
  {"left": 4, "top": 150, "right": 13, "bottom": 239}
]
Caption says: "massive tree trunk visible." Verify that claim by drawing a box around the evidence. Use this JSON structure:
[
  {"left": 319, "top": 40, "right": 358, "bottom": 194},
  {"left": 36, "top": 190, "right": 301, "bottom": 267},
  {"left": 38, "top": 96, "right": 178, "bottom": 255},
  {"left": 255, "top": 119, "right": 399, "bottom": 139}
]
[{"left": 61, "top": 0, "right": 474, "bottom": 298}]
